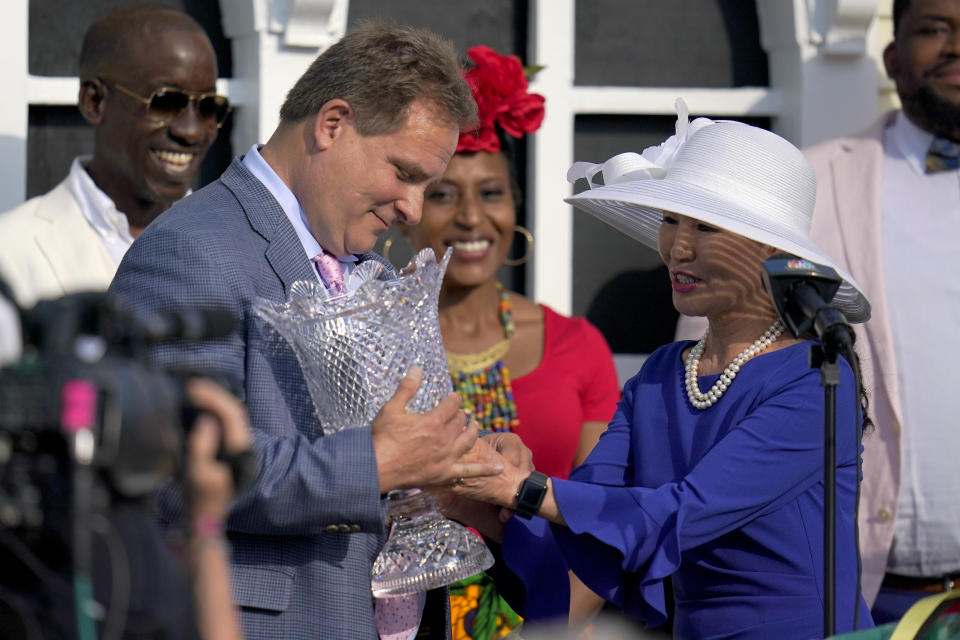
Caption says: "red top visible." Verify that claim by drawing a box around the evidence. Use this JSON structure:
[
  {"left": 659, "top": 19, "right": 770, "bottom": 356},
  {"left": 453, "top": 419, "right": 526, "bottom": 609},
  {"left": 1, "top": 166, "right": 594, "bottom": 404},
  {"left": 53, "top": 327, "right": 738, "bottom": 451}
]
[{"left": 511, "top": 305, "right": 621, "bottom": 479}]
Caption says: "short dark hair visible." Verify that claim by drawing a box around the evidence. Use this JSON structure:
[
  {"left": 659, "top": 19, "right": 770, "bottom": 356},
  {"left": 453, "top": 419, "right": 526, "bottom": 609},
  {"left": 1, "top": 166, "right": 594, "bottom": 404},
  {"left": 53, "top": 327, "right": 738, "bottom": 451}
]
[
  {"left": 279, "top": 21, "right": 477, "bottom": 135},
  {"left": 893, "top": 0, "right": 910, "bottom": 37},
  {"left": 79, "top": 4, "right": 210, "bottom": 80}
]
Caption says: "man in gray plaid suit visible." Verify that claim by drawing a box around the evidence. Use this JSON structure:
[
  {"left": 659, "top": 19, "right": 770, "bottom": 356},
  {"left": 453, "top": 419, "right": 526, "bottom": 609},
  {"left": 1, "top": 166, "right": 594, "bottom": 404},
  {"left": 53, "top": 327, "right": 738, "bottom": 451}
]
[{"left": 110, "top": 23, "right": 496, "bottom": 639}]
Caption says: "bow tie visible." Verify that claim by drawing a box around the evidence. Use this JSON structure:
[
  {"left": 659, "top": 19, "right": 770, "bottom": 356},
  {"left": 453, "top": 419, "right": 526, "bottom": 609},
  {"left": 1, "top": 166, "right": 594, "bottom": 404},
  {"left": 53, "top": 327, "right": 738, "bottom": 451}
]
[{"left": 925, "top": 136, "right": 960, "bottom": 173}]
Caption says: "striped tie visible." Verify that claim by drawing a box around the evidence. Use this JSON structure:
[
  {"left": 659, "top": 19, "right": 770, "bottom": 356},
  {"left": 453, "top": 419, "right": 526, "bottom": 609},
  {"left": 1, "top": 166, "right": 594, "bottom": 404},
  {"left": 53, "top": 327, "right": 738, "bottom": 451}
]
[{"left": 925, "top": 136, "right": 960, "bottom": 173}]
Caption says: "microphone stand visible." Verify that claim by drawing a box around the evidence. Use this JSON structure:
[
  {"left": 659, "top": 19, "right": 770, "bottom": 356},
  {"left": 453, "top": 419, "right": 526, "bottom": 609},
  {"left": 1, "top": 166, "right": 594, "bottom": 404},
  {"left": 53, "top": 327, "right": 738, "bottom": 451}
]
[
  {"left": 810, "top": 343, "right": 839, "bottom": 638},
  {"left": 779, "top": 282, "right": 854, "bottom": 639},
  {"left": 763, "top": 256, "right": 866, "bottom": 636}
]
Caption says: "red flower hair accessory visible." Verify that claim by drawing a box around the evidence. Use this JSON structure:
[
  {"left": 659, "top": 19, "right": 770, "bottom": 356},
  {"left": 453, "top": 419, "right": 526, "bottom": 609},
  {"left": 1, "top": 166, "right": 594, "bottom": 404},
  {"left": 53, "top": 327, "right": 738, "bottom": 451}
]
[{"left": 458, "top": 45, "right": 545, "bottom": 153}]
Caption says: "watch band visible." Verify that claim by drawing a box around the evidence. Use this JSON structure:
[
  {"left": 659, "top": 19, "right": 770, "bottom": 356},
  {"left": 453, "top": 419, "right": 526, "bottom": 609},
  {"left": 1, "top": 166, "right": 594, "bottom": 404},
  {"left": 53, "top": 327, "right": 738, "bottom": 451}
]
[{"left": 514, "top": 471, "right": 548, "bottom": 519}]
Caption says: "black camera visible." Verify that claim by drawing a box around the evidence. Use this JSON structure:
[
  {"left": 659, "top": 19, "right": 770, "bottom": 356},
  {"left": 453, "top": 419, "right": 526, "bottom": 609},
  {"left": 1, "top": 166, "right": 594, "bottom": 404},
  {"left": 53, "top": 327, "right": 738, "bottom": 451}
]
[
  {"left": 0, "top": 290, "right": 241, "bottom": 540},
  {"left": 0, "top": 285, "right": 250, "bottom": 637}
]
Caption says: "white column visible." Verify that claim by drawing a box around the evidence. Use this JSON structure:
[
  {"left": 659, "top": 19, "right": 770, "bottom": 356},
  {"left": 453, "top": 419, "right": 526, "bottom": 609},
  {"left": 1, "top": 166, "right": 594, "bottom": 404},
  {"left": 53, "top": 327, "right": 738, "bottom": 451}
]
[
  {"left": 220, "top": 0, "right": 349, "bottom": 151},
  {"left": 0, "top": 0, "right": 29, "bottom": 211},
  {"left": 758, "top": 0, "right": 880, "bottom": 147},
  {"left": 527, "top": 0, "right": 575, "bottom": 315}
]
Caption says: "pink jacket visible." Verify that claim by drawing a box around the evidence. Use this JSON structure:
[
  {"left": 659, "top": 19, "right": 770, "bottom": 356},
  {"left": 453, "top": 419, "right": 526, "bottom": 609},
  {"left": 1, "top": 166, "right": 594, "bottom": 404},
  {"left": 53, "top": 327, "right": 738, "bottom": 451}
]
[{"left": 805, "top": 111, "right": 902, "bottom": 606}]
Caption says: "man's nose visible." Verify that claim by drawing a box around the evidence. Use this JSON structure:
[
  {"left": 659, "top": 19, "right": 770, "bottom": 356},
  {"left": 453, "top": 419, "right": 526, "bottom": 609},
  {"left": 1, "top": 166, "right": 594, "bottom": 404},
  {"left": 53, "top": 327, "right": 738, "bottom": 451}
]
[
  {"left": 397, "top": 187, "right": 423, "bottom": 225},
  {"left": 168, "top": 102, "right": 214, "bottom": 145},
  {"left": 940, "top": 24, "right": 960, "bottom": 57}
]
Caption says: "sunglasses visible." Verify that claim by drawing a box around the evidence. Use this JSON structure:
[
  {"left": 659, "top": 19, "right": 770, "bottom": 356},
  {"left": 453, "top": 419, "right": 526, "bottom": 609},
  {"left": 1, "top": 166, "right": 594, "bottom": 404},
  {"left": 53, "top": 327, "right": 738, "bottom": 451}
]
[{"left": 102, "top": 80, "right": 232, "bottom": 128}]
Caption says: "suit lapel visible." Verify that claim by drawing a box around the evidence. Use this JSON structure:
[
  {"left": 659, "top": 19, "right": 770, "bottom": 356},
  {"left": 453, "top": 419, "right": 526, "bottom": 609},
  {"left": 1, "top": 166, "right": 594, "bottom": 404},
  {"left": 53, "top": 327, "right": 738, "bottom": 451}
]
[
  {"left": 265, "top": 226, "right": 317, "bottom": 295},
  {"left": 829, "top": 137, "right": 884, "bottom": 293},
  {"left": 221, "top": 159, "right": 398, "bottom": 296},
  {"left": 221, "top": 159, "right": 316, "bottom": 295},
  {"left": 34, "top": 180, "right": 116, "bottom": 294},
  {"left": 828, "top": 115, "right": 903, "bottom": 432}
]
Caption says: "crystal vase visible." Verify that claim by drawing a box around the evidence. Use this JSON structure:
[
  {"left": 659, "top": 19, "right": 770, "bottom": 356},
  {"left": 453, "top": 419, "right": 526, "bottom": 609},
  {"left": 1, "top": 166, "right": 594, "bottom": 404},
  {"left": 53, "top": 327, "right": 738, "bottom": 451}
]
[{"left": 255, "top": 248, "right": 493, "bottom": 597}]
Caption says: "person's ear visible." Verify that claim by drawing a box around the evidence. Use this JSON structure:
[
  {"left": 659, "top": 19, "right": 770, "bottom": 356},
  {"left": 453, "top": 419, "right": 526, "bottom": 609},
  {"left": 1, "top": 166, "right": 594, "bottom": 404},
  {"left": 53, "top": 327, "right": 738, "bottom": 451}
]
[
  {"left": 883, "top": 41, "right": 898, "bottom": 81},
  {"left": 78, "top": 78, "right": 107, "bottom": 126},
  {"left": 312, "top": 99, "right": 354, "bottom": 151}
]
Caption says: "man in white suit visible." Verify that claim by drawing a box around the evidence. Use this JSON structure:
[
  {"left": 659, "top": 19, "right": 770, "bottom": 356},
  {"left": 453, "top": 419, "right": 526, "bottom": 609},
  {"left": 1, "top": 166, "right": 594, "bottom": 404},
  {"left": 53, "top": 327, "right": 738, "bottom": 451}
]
[
  {"left": 0, "top": 4, "right": 224, "bottom": 308},
  {"left": 806, "top": 0, "right": 960, "bottom": 623}
]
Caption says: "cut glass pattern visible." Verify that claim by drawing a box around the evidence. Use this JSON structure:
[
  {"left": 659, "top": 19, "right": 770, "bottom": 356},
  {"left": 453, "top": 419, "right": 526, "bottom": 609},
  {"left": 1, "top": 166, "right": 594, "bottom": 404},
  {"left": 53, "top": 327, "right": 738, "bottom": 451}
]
[{"left": 255, "top": 248, "right": 493, "bottom": 596}]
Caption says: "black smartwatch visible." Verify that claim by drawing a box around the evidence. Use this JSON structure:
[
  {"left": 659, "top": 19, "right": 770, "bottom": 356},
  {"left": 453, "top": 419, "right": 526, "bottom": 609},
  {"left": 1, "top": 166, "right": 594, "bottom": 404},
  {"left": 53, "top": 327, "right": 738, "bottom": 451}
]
[{"left": 514, "top": 471, "right": 548, "bottom": 519}]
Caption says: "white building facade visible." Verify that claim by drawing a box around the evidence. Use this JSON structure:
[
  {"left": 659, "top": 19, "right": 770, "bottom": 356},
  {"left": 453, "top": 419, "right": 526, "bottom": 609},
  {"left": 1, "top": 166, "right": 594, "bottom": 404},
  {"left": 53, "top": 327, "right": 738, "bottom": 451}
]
[{"left": 1, "top": 0, "right": 898, "bottom": 318}]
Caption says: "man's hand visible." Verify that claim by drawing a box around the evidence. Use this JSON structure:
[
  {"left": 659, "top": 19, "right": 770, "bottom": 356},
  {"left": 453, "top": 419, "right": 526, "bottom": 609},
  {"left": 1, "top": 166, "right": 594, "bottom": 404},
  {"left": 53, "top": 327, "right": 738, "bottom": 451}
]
[
  {"left": 444, "top": 438, "right": 528, "bottom": 510},
  {"left": 478, "top": 432, "right": 534, "bottom": 523},
  {"left": 373, "top": 367, "right": 503, "bottom": 493},
  {"left": 482, "top": 432, "right": 533, "bottom": 472},
  {"left": 450, "top": 437, "right": 566, "bottom": 527}
]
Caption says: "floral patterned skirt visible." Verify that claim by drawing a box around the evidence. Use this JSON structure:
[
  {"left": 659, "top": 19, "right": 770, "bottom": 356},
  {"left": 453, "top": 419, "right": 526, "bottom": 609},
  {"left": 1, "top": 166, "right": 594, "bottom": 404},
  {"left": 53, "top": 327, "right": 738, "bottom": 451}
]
[{"left": 449, "top": 572, "right": 522, "bottom": 640}]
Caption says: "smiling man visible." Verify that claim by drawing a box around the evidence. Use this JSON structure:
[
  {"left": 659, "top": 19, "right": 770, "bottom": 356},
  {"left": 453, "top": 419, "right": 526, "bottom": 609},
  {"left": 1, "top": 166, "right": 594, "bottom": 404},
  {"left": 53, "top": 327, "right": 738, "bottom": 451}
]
[
  {"left": 805, "top": 0, "right": 960, "bottom": 624},
  {"left": 0, "top": 5, "right": 224, "bottom": 308},
  {"left": 110, "top": 22, "right": 486, "bottom": 640}
]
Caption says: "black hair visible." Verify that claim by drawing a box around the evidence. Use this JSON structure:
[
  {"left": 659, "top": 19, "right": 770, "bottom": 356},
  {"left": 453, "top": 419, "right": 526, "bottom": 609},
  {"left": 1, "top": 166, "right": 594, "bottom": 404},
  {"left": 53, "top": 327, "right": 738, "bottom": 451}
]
[{"left": 893, "top": 0, "right": 910, "bottom": 36}]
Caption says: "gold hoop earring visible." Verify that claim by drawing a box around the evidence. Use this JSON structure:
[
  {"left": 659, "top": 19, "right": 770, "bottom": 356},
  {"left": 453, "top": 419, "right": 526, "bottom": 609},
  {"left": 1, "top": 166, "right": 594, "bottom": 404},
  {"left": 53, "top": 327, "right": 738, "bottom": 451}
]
[
  {"left": 381, "top": 234, "right": 412, "bottom": 266},
  {"left": 504, "top": 225, "right": 533, "bottom": 267},
  {"left": 382, "top": 237, "right": 394, "bottom": 264}
]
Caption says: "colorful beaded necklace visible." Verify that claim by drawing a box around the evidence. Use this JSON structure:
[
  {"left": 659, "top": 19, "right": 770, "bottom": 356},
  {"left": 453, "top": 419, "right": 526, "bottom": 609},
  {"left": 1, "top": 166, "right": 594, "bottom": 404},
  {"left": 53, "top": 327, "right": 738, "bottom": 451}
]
[{"left": 446, "top": 283, "right": 520, "bottom": 432}]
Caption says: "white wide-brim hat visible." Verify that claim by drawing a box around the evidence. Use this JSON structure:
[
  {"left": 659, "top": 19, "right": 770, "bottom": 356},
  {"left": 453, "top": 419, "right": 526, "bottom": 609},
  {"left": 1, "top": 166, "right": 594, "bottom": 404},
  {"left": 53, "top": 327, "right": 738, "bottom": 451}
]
[{"left": 565, "top": 100, "right": 870, "bottom": 323}]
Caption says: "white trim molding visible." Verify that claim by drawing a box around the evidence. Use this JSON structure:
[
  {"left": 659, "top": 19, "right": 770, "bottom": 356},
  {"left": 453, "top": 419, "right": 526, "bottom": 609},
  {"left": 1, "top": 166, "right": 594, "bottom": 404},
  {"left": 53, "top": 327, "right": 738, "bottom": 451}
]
[
  {"left": 221, "top": 0, "right": 349, "bottom": 153},
  {"left": 0, "top": 0, "right": 898, "bottom": 312},
  {"left": 806, "top": 0, "right": 879, "bottom": 55},
  {"left": 524, "top": 0, "right": 851, "bottom": 314},
  {"left": 0, "top": 0, "right": 29, "bottom": 210}
]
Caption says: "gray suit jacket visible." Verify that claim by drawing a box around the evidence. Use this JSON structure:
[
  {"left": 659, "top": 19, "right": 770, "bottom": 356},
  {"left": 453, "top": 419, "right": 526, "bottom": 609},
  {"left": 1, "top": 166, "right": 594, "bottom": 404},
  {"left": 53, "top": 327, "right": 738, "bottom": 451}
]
[{"left": 110, "top": 158, "right": 446, "bottom": 639}]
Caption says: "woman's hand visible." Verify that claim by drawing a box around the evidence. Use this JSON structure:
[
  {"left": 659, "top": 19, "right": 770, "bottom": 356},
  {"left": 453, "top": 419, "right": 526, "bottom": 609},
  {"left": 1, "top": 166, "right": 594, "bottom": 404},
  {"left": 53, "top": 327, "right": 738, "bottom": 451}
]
[
  {"left": 449, "top": 437, "right": 529, "bottom": 507},
  {"left": 453, "top": 436, "right": 569, "bottom": 527},
  {"left": 429, "top": 437, "right": 524, "bottom": 538}
]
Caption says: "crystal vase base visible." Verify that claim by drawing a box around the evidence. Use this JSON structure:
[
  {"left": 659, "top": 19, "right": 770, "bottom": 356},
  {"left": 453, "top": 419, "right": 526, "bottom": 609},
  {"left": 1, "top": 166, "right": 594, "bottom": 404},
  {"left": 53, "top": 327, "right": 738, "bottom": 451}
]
[{"left": 371, "top": 489, "right": 494, "bottom": 598}]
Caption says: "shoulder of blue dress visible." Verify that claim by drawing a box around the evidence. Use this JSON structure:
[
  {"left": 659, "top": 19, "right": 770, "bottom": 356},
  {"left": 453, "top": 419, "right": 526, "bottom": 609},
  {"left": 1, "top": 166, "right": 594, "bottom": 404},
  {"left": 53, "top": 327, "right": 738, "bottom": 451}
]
[
  {"left": 753, "top": 340, "right": 855, "bottom": 389},
  {"left": 619, "top": 340, "right": 689, "bottom": 391}
]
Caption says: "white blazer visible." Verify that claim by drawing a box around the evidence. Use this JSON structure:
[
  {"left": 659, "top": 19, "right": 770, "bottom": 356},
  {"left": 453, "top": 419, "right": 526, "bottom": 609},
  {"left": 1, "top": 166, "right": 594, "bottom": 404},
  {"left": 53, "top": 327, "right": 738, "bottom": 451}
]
[{"left": 0, "top": 178, "right": 116, "bottom": 308}]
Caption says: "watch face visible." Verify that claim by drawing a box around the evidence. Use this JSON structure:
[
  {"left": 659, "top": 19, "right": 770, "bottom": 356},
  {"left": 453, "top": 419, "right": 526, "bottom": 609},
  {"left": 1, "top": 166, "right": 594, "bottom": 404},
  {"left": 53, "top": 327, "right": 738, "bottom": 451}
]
[{"left": 516, "top": 471, "right": 548, "bottom": 519}]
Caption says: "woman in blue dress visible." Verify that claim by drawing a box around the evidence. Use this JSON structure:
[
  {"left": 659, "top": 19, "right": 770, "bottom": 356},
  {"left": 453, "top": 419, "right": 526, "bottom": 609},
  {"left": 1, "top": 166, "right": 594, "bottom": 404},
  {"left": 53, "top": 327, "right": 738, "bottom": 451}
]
[{"left": 448, "top": 105, "right": 876, "bottom": 639}]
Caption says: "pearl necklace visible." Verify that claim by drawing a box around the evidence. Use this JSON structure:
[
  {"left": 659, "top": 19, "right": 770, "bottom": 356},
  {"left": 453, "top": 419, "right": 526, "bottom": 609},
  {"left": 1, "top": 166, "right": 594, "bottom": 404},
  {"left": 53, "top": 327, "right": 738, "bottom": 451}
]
[{"left": 684, "top": 319, "right": 785, "bottom": 410}]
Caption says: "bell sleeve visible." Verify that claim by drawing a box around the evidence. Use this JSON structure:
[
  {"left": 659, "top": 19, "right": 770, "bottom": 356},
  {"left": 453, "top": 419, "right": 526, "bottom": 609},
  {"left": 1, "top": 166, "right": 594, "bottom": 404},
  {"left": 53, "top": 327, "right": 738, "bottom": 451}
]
[{"left": 542, "top": 356, "right": 856, "bottom": 627}]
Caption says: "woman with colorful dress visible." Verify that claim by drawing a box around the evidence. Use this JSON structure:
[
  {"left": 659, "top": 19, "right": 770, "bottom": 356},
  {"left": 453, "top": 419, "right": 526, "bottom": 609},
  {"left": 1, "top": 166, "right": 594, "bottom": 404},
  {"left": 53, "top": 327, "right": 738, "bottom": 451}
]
[{"left": 399, "top": 46, "right": 621, "bottom": 639}]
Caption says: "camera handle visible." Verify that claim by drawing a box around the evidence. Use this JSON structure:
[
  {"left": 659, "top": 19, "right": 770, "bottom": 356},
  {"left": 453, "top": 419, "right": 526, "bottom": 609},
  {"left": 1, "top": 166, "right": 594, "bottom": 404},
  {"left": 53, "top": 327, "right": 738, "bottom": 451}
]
[{"left": 62, "top": 379, "right": 100, "bottom": 640}]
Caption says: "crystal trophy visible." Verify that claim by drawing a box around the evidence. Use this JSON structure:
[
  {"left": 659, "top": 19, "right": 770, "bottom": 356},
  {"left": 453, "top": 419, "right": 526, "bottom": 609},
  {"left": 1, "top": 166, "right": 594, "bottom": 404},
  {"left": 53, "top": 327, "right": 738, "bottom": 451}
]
[{"left": 255, "top": 248, "right": 493, "bottom": 597}]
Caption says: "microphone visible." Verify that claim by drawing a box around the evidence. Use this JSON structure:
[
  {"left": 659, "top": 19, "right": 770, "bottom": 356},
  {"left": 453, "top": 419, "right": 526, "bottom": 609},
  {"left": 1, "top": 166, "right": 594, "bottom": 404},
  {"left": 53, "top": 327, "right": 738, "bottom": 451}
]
[{"left": 762, "top": 254, "right": 855, "bottom": 357}]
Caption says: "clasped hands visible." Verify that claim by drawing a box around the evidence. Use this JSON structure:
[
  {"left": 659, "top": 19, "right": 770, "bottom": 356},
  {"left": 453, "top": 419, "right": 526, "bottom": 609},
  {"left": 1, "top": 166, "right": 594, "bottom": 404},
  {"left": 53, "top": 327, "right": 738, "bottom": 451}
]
[{"left": 370, "top": 367, "right": 533, "bottom": 524}]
